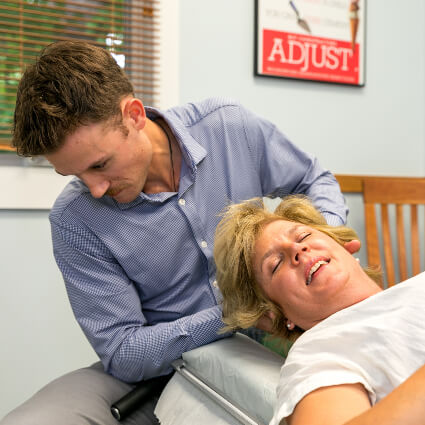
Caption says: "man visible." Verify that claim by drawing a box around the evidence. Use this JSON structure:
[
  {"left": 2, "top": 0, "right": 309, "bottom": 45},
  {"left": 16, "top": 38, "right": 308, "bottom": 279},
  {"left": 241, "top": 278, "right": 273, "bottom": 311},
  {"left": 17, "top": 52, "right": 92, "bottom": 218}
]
[{"left": 3, "top": 41, "right": 347, "bottom": 425}]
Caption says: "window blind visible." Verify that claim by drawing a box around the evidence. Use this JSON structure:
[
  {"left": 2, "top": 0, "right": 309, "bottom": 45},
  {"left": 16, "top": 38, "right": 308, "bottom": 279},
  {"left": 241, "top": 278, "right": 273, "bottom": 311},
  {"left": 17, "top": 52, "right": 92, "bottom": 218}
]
[{"left": 0, "top": 0, "right": 160, "bottom": 151}]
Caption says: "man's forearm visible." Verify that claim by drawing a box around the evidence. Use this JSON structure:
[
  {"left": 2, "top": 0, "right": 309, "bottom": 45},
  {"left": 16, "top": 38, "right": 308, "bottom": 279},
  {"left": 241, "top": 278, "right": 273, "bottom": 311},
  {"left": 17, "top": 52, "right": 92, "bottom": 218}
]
[
  {"left": 107, "top": 305, "right": 228, "bottom": 382},
  {"left": 305, "top": 170, "right": 348, "bottom": 226}
]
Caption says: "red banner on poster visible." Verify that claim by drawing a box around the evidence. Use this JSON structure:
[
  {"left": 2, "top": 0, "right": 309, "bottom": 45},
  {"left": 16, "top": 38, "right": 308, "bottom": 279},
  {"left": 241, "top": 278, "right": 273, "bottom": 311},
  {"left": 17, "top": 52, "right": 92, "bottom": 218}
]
[{"left": 262, "top": 29, "right": 360, "bottom": 85}]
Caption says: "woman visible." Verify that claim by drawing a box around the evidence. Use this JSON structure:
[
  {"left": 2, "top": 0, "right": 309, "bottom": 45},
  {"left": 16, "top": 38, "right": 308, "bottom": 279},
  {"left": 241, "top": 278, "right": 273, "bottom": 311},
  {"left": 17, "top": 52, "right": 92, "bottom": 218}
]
[{"left": 214, "top": 195, "right": 425, "bottom": 425}]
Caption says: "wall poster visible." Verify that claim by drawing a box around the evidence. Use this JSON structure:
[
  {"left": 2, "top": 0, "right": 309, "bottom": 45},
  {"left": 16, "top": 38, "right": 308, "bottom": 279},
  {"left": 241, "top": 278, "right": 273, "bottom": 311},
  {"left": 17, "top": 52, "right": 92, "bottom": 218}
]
[{"left": 255, "top": 0, "right": 366, "bottom": 86}]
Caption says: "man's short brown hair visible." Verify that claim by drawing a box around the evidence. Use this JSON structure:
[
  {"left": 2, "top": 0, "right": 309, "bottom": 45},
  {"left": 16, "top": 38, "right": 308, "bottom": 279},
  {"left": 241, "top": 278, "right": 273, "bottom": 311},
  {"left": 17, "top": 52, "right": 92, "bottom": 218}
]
[{"left": 12, "top": 41, "right": 134, "bottom": 156}]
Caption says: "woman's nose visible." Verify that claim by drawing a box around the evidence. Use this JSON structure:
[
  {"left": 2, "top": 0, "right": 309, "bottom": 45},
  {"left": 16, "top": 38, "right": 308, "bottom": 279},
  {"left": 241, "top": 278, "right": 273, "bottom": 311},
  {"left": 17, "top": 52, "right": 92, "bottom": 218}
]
[{"left": 292, "top": 243, "right": 308, "bottom": 264}]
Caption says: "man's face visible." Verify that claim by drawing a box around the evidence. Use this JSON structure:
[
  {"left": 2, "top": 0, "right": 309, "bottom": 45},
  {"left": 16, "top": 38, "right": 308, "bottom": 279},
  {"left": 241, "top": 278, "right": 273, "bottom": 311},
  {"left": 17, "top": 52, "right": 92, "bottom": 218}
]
[
  {"left": 252, "top": 219, "right": 361, "bottom": 330},
  {"left": 46, "top": 119, "right": 153, "bottom": 203}
]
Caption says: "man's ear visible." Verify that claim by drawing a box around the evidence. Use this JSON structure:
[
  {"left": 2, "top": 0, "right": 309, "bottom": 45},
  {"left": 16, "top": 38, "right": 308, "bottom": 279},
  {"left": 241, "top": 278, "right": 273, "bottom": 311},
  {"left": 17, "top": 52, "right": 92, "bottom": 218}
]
[
  {"left": 344, "top": 239, "right": 361, "bottom": 254},
  {"left": 122, "top": 98, "right": 146, "bottom": 130}
]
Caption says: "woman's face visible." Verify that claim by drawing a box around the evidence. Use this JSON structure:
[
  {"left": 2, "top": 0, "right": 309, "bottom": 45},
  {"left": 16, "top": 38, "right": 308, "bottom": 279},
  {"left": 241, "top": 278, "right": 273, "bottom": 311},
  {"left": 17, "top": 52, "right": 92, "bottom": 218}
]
[{"left": 253, "top": 219, "right": 362, "bottom": 330}]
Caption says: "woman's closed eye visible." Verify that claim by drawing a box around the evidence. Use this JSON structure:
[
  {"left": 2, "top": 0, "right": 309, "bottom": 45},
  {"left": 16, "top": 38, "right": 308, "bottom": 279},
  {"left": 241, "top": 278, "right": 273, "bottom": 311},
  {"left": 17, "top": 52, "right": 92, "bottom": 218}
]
[
  {"left": 272, "top": 255, "right": 283, "bottom": 274},
  {"left": 297, "top": 232, "right": 311, "bottom": 242}
]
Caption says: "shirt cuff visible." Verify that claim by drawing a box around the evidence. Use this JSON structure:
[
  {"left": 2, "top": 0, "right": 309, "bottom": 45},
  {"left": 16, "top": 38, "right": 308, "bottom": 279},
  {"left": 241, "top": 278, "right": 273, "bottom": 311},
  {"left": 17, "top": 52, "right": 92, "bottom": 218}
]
[
  {"left": 189, "top": 305, "right": 231, "bottom": 346},
  {"left": 322, "top": 212, "right": 345, "bottom": 226}
]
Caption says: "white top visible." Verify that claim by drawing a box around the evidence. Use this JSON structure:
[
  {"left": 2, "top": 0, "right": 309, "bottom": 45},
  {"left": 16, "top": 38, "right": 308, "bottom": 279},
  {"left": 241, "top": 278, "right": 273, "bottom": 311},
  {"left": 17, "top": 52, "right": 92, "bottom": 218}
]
[{"left": 270, "top": 272, "right": 425, "bottom": 425}]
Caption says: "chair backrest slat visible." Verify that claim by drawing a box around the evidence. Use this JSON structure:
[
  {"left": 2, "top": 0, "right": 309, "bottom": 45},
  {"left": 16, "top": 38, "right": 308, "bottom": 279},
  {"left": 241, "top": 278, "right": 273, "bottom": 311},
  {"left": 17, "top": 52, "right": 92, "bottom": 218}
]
[
  {"left": 381, "top": 204, "right": 396, "bottom": 286},
  {"left": 411, "top": 205, "right": 420, "bottom": 276},
  {"left": 364, "top": 203, "right": 380, "bottom": 268},
  {"left": 396, "top": 204, "right": 408, "bottom": 283}
]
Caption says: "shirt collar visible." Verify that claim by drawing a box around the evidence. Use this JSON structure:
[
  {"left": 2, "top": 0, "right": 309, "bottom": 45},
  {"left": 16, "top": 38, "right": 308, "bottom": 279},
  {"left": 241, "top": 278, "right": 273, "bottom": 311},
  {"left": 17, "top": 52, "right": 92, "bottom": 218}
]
[
  {"left": 146, "top": 106, "right": 206, "bottom": 171},
  {"left": 114, "top": 106, "right": 207, "bottom": 210}
]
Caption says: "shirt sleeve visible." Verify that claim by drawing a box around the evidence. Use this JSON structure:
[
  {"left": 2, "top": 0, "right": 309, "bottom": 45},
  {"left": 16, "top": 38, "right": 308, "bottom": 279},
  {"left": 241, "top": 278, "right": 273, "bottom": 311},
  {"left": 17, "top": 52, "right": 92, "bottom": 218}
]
[
  {"left": 271, "top": 367, "right": 374, "bottom": 425},
  {"left": 51, "top": 217, "right": 230, "bottom": 383},
  {"left": 270, "top": 345, "right": 375, "bottom": 425},
  {"left": 240, "top": 105, "right": 348, "bottom": 225},
  {"left": 270, "top": 313, "right": 381, "bottom": 425}
]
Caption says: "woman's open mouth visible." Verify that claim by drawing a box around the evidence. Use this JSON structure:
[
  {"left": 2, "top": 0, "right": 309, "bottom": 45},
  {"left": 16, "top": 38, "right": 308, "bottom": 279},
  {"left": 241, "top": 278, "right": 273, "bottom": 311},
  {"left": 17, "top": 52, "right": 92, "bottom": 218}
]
[{"left": 306, "top": 259, "right": 330, "bottom": 285}]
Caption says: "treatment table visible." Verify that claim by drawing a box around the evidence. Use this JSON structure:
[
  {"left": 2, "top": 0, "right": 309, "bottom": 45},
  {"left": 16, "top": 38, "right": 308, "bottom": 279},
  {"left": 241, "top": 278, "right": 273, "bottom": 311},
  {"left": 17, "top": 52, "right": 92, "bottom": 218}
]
[{"left": 154, "top": 332, "right": 284, "bottom": 425}]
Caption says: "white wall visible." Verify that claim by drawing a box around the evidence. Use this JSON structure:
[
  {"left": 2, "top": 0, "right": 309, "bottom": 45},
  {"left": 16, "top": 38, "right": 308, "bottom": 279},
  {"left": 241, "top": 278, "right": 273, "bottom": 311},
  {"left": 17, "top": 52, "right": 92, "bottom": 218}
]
[
  {"left": 1, "top": 0, "right": 425, "bottom": 419},
  {"left": 0, "top": 210, "right": 98, "bottom": 419}
]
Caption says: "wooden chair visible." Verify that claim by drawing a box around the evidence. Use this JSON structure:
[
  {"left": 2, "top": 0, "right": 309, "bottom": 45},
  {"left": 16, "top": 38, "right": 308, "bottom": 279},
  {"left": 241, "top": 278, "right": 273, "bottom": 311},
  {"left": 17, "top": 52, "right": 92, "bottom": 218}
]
[{"left": 335, "top": 175, "right": 425, "bottom": 287}]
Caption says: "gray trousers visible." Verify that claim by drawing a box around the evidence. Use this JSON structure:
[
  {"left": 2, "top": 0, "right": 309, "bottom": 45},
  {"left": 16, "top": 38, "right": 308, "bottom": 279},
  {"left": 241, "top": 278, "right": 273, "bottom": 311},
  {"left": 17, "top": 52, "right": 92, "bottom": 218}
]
[{"left": 0, "top": 363, "right": 165, "bottom": 425}]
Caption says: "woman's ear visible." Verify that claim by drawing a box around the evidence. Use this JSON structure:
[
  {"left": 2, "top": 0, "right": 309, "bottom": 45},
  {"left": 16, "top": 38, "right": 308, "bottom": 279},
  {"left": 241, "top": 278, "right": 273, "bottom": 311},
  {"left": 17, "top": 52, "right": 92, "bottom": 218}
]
[
  {"left": 344, "top": 239, "right": 361, "bottom": 254},
  {"left": 256, "top": 310, "right": 276, "bottom": 333}
]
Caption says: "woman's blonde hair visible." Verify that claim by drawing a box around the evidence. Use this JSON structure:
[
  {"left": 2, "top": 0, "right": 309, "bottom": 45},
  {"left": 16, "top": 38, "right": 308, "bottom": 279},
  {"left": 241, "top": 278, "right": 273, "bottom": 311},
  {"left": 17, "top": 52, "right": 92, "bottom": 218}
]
[{"left": 214, "top": 195, "right": 381, "bottom": 341}]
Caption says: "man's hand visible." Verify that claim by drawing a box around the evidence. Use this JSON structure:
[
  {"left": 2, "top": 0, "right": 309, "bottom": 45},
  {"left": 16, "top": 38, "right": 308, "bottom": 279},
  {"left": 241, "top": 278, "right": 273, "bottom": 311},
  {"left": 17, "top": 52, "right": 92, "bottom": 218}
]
[{"left": 344, "top": 239, "right": 361, "bottom": 254}]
